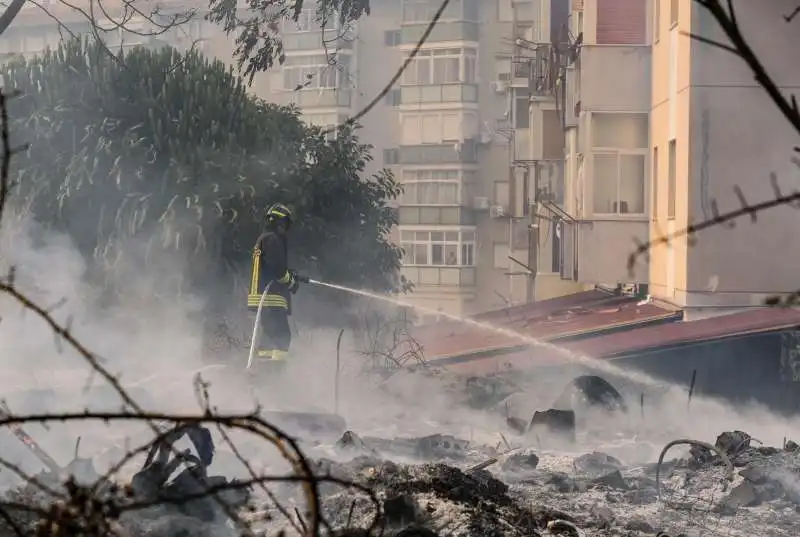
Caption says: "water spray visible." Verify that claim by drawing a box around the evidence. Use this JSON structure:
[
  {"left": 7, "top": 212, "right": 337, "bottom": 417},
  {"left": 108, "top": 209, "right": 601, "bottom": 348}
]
[{"left": 304, "top": 279, "right": 668, "bottom": 388}]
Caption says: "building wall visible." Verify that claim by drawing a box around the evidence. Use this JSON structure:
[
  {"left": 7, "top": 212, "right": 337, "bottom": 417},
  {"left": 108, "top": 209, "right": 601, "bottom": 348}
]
[
  {"left": 650, "top": 0, "right": 800, "bottom": 309},
  {"left": 561, "top": 0, "right": 652, "bottom": 286}
]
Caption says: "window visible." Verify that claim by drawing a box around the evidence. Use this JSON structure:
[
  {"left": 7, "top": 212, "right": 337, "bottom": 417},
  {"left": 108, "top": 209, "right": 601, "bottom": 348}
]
[
  {"left": 402, "top": 48, "right": 478, "bottom": 85},
  {"left": 513, "top": 0, "right": 535, "bottom": 22},
  {"left": 401, "top": 170, "right": 467, "bottom": 205},
  {"left": 493, "top": 243, "right": 510, "bottom": 268},
  {"left": 667, "top": 139, "right": 676, "bottom": 219},
  {"left": 652, "top": 146, "right": 659, "bottom": 219},
  {"left": 385, "top": 88, "right": 402, "bottom": 106},
  {"left": 494, "top": 181, "right": 510, "bottom": 206},
  {"left": 654, "top": 0, "right": 661, "bottom": 41},
  {"left": 400, "top": 112, "right": 479, "bottom": 145},
  {"left": 384, "top": 30, "right": 401, "bottom": 46},
  {"left": 551, "top": 220, "right": 562, "bottom": 273},
  {"left": 514, "top": 92, "right": 530, "bottom": 129},
  {"left": 591, "top": 113, "right": 648, "bottom": 216},
  {"left": 670, "top": 0, "right": 678, "bottom": 28},
  {"left": 282, "top": 54, "right": 351, "bottom": 90},
  {"left": 400, "top": 230, "right": 476, "bottom": 267}
]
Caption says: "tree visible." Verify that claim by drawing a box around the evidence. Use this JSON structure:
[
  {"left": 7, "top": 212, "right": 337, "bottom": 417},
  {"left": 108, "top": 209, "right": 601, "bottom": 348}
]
[{"left": 2, "top": 37, "right": 403, "bottom": 307}]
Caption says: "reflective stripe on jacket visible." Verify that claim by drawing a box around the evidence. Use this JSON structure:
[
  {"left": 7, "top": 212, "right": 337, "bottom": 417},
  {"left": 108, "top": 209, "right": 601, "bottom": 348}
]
[{"left": 248, "top": 231, "right": 292, "bottom": 313}]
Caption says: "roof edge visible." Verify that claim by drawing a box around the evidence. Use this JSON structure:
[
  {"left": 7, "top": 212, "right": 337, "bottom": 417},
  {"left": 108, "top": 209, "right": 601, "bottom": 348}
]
[{"left": 424, "top": 311, "right": 683, "bottom": 367}]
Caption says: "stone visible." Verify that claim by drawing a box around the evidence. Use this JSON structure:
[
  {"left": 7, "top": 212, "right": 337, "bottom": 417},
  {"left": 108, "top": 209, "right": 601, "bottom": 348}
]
[
  {"left": 589, "top": 470, "right": 629, "bottom": 491},
  {"left": 528, "top": 409, "right": 576, "bottom": 443},
  {"left": 414, "top": 434, "right": 469, "bottom": 459},
  {"left": 574, "top": 452, "right": 623, "bottom": 475},
  {"left": 715, "top": 431, "right": 751, "bottom": 457},
  {"left": 501, "top": 451, "right": 540, "bottom": 472}
]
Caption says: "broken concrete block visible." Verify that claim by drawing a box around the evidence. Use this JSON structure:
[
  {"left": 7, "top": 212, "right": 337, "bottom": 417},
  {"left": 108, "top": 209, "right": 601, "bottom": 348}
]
[
  {"left": 501, "top": 451, "right": 539, "bottom": 473},
  {"left": 573, "top": 452, "right": 623, "bottom": 475},
  {"left": 528, "top": 409, "right": 576, "bottom": 443},
  {"left": 414, "top": 434, "right": 469, "bottom": 459},
  {"left": 589, "top": 470, "right": 629, "bottom": 490}
]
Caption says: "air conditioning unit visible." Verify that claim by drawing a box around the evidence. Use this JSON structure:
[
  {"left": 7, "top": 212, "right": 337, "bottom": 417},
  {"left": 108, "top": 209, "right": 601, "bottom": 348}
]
[
  {"left": 489, "top": 205, "right": 507, "bottom": 218},
  {"left": 492, "top": 79, "right": 509, "bottom": 94},
  {"left": 473, "top": 196, "right": 490, "bottom": 210}
]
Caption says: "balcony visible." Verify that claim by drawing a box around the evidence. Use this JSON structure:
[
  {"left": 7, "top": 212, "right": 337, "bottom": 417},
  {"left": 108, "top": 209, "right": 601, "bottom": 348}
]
[
  {"left": 399, "top": 21, "right": 479, "bottom": 44},
  {"left": 282, "top": 30, "right": 354, "bottom": 51},
  {"left": 276, "top": 89, "right": 352, "bottom": 108},
  {"left": 386, "top": 140, "right": 479, "bottom": 165},
  {"left": 400, "top": 84, "right": 478, "bottom": 105},
  {"left": 401, "top": 266, "right": 476, "bottom": 287},
  {"left": 398, "top": 206, "right": 476, "bottom": 226},
  {"left": 556, "top": 211, "right": 649, "bottom": 285}
]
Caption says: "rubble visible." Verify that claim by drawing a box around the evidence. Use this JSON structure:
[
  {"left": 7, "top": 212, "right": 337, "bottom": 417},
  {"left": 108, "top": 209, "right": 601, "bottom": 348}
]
[{"left": 285, "top": 429, "right": 800, "bottom": 536}]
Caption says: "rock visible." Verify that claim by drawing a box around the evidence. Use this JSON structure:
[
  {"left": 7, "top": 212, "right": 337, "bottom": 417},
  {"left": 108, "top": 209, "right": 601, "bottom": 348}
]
[
  {"left": 721, "top": 482, "right": 761, "bottom": 509},
  {"left": 785, "top": 440, "right": 799, "bottom": 452},
  {"left": 546, "top": 472, "right": 584, "bottom": 493},
  {"left": 739, "top": 464, "right": 774, "bottom": 484},
  {"left": 336, "top": 430, "right": 378, "bottom": 456},
  {"left": 528, "top": 409, "right": 576, "bottom": 443},
  {"left": 574, "top": 452, "right": 623, "bottom": 475},
  {"left": 413, "top": 434, "right": 469, "bottom": 460},
  {"left": 501, "top": 451, "right": 540, "bottom": 472},
  {"left": 715, "top": 431, "right": 751, "bottom": 457},
  {"left": 589, "top": 470, "right": 629, "bottom": 490}
]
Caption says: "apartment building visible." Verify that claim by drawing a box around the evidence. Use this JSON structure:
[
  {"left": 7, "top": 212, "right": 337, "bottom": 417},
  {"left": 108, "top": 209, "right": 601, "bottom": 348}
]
[
  {"left": 649, "top": 0, "right": 800, "bottom": 318},
  {"left": 0, "top": 0, "right": 208, "bottom": 59},
  {"left": 0, "top": 0, "right": 591, "bottom": 315},
  {"left": 264, "top": 0, "right": 587, "bottom": 315}
]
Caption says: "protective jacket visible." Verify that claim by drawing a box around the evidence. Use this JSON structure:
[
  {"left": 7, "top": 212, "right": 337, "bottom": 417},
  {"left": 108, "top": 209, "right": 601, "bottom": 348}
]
[{"left": 249, "top": 230, "right": 295, "bottom": 314}]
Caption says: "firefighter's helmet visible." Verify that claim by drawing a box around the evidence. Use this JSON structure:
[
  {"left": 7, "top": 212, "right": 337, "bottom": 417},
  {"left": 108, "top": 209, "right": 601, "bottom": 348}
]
[{"left": 266, "top": 203, "right": 293, "bottom": 227}]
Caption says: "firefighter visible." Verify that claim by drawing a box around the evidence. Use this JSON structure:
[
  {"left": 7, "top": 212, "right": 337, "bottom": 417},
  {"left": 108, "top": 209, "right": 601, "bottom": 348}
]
[{"left": 249, "top": 203, "right": 306, "bottom": 362}]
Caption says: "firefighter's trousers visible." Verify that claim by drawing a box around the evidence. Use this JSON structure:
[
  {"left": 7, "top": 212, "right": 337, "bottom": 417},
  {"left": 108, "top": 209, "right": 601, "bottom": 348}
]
[{"left": 258, "top": 307, "right": 291, "bottom": 361}]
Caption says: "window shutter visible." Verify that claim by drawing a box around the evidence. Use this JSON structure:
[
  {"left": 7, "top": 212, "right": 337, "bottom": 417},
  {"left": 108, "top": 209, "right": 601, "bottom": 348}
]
[{"left": 596, "top": 0, "right": 646, "bottom": 45}]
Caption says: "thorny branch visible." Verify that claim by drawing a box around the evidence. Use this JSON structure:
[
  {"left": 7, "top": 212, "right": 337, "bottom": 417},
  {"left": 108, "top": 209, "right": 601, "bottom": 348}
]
[
  {"left": 0, "top": 87, "right": 382, "bottom": 535},
  {"left": 628, "top": 1, "right": 800, "bottom": 306}
]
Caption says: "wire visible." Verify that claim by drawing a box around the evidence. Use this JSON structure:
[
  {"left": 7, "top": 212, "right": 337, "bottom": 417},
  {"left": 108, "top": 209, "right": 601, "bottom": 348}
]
[{"left": 323, "top": 0, "right": 451, "bottom": 134}]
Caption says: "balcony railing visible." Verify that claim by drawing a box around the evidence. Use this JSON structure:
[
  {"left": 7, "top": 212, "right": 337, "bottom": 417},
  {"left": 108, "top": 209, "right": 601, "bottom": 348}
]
[
  {"left": 400, "top": 84, "right": 478, "bottom": 105},
  {"left": 393, "top": 140, "right": 479, "bottom": 165},
  {"left": 400, "top": 21, "right": 479, "bottom": 43},
  {"left": 401, "top": 266, "right": 476, "bottom": 287},
  {"left": 398, "top": 206, "right": 476, "bottom": 226},
  {"left": 279, "top": 89, "right": 352, "bottom": 108}
]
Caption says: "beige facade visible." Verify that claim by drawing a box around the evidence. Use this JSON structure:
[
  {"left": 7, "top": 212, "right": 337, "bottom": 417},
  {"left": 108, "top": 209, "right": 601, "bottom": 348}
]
[
  {"left": 650, "top": 0, "right": 800, "bottom": 318},
  {"left": 558, "top": 0, "right": 653, "bottom": 289}
]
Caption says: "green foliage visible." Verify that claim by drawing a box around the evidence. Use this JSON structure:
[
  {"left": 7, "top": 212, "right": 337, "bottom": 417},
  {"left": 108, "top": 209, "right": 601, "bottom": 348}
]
[
  {"left": 206, "top": 0, "right": 371, "bottom": 83},
  {"left": 3, "top": 37, "right": 403, "bottom": 300}
]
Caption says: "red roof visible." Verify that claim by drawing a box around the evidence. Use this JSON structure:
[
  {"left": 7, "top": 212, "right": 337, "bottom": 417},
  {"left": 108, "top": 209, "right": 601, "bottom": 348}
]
[
  {"left": 426, "top": 306, "right": 800, "bottom": 375},
  {"left": 567, "top": 306, "right": 800, "bottom": 358},
  {"left": 415, "top": 290, "right": 680, "bottom": 362}
]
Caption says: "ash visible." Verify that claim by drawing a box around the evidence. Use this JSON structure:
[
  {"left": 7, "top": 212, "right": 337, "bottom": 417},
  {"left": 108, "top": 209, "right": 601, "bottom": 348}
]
[{"left": 256, "top": 429, "right": 800, "bottom": 537}]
